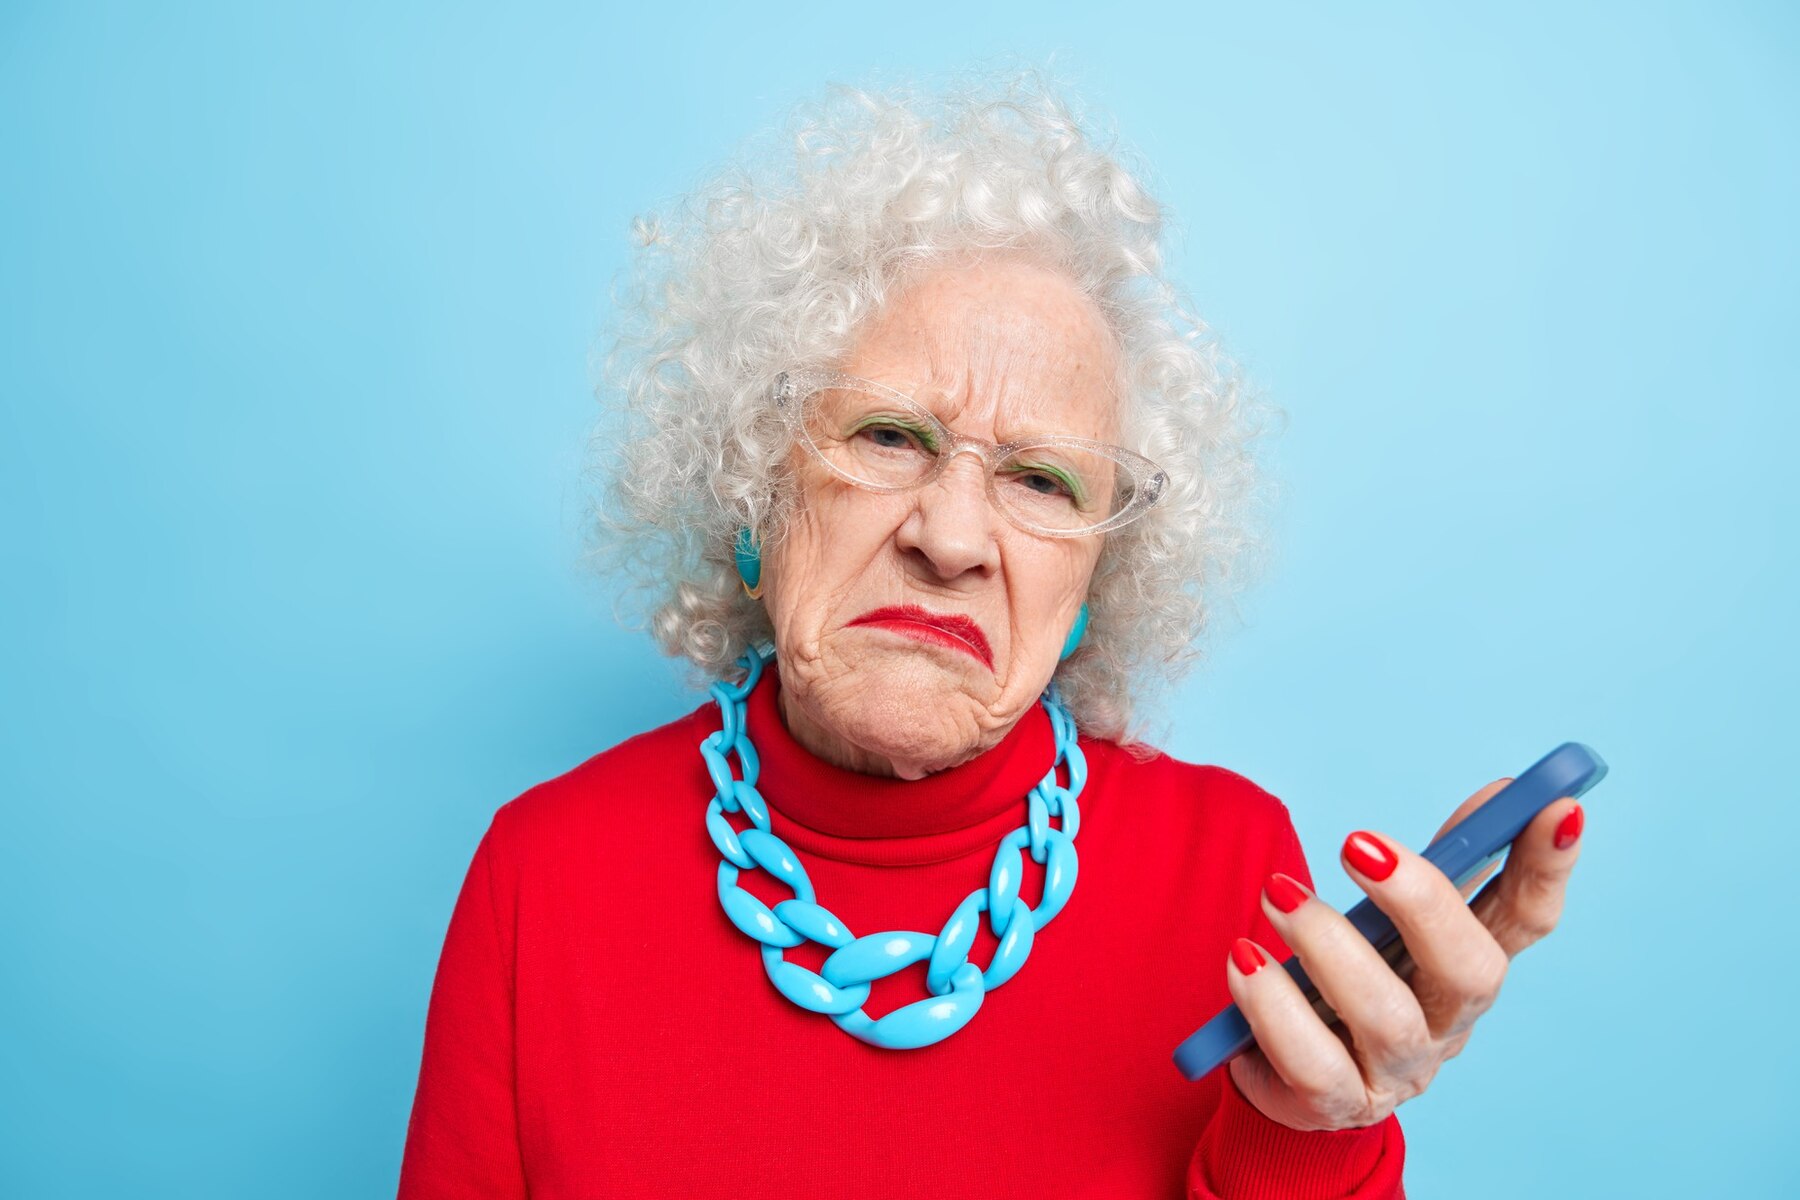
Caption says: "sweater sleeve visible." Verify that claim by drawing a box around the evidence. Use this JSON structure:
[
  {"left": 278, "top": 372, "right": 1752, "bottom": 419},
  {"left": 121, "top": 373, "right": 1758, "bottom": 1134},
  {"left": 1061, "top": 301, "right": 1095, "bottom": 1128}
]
[
  {"left": 397, "top": 803, "right": 528, "bottom": 1200},
  {"left": 1185, "top": 794, "right": 1407, "bottom": 1199}
]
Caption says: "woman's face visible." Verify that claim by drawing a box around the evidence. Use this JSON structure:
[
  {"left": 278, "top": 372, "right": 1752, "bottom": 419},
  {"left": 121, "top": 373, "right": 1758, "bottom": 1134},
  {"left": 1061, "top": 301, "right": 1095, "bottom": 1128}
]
[{"left": 761, "top": 253, "right": 1118, "bottom": 779}]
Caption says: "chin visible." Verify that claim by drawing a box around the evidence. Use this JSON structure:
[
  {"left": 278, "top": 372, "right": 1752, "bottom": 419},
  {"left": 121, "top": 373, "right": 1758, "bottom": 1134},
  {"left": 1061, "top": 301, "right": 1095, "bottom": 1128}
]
[{"left": 820, "top": 653, "right": 995, "bottom": 770}]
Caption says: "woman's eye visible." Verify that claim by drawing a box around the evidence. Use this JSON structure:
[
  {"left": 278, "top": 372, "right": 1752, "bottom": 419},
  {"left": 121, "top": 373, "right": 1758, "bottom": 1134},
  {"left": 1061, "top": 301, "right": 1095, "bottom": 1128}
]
[
  {"left": 1007, "top": 465, "right": 1079, "bottom": 502},
  {"left": 854, "top": 421, "right": 931, "bottom": 452}
]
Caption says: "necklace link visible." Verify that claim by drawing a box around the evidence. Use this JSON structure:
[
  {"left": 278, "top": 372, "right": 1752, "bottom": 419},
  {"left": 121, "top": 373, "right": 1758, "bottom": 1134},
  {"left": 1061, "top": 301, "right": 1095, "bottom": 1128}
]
[{"left": 700, "top": 648, "right": 1086, "bottom": 1049}]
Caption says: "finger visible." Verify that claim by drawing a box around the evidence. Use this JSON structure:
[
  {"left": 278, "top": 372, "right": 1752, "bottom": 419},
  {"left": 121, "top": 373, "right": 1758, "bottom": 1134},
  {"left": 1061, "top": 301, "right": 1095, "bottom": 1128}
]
[
  {"left": 1429, "top": 778, "right": 1513, "bottom": 899},
  {"left": 1258, "top": 873, "right": 1433, "bottom": 1096},
  {"left": 1341, "top": 830, "right": 1510, "bottom": 1042},
  {"left": 1225, "top": 936, "right": 1365, "bottom": 1128},
  {"left": 1471, "top": 795, "right": 1585, "bottom": 957}
]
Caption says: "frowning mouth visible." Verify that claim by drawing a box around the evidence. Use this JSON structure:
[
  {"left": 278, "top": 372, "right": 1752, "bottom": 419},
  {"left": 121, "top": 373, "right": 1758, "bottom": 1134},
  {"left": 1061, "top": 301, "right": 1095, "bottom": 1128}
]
[{"left": 845, "top": 604, "right": 994, "bottom": 670}]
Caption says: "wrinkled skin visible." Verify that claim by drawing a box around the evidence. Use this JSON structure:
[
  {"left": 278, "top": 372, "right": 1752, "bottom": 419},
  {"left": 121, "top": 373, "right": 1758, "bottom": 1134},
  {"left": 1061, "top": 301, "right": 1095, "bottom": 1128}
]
[{"left": 760, "top": 251, "right": 1115, "bottom": 780}]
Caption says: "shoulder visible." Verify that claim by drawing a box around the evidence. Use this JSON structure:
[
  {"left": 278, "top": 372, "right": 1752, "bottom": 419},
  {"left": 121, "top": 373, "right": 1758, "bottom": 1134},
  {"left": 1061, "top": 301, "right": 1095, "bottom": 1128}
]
[
  {"left": 1080, "top": 733, "right": 1301, "bottom": 850},
  {"left": 484, "top": 698, "right": 717, "bottom": 857},
  {"left": 1075, "top": 735, "right": 1314, "bottom": 945}
]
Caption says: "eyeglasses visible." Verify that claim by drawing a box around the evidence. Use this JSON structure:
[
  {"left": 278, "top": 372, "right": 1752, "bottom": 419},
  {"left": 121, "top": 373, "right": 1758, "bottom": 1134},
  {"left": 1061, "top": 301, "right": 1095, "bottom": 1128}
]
[{"left": 773, "top": 369, "right": 1169, "bottom": 538}]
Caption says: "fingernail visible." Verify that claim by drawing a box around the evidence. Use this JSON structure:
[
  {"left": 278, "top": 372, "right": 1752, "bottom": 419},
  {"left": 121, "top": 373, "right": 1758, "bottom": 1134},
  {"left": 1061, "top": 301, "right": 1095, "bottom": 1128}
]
[
  {"left": 1230, "top": 937, "right": 1266, "bottom": 976},
  {"left": 1554, "top": 804, "right": 1585, "bottom": 850},
  {"left": 1265, "top": 872, "right": 1311, "bottom": 914},
  {"left": 1343, "top": 831, "right": 1399, "bottom": 881}
]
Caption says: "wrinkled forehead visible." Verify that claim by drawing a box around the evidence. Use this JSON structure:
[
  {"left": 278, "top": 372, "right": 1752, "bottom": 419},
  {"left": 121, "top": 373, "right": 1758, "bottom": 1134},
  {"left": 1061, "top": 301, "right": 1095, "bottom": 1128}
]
[{"left": 842, "top": 271, "right": 1122, "bottom": 443}]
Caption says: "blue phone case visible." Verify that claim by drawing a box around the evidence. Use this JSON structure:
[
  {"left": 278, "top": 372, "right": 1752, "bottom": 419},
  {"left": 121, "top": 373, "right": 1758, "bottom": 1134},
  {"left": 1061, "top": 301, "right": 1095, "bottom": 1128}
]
[{"left": 1171, "top": 741, "right": 1610, "bottom": 1082}]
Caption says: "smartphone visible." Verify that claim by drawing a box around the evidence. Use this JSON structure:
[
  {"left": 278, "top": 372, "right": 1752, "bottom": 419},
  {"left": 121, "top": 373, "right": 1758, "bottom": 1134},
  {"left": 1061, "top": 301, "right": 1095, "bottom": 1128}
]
[{"left": 1171, "top": 741, "right": 1610, "bottom": 1082}]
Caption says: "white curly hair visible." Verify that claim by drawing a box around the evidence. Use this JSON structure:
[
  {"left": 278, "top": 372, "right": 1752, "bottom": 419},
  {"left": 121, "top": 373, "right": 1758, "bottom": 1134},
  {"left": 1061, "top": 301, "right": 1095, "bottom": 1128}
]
[{"left": 583, "top": 62, "right": 1284, "bottom": 749}]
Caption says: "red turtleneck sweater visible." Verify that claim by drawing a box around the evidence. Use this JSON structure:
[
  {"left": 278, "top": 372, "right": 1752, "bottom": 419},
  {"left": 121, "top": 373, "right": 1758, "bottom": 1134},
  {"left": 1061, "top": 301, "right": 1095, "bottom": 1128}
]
[{"left": 397, "top": 662, "right": 1405, "bottom": 1198}]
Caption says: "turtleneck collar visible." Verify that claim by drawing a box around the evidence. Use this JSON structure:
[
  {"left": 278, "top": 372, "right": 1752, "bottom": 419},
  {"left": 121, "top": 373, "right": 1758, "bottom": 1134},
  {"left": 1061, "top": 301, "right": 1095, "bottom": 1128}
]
[{"left": 738, "top": 658, "right": 1060, "bottom": 867}]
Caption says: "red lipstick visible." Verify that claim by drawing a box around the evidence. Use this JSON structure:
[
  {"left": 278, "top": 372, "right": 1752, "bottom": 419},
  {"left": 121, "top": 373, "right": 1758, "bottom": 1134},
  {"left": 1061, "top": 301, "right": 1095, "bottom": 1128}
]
[{"left": 846, "top": 604, "right": 994, "bottom": 669}]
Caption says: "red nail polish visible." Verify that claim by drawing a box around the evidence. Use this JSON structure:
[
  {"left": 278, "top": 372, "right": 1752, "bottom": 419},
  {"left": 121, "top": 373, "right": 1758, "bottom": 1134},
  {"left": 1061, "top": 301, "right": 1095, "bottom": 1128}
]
[
  {"left": 1231, "top": 937, "right": 1265, "bottom": 976},
  {"left": 1554, "top": 804, "right": 1585, "bottom": 850},
  {"left": 1343, "top": 831, "right": 1398, "bottom": 881},
  {"left": 1265, "top": 872, "right": 1310, "bottom": 914}
]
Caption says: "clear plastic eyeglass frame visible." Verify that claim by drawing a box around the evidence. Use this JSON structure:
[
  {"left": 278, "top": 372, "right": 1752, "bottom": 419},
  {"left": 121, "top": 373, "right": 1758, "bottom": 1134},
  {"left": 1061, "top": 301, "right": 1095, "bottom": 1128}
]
[{"left": 772, "top": 369, "right": 1170, "bottom": 539}]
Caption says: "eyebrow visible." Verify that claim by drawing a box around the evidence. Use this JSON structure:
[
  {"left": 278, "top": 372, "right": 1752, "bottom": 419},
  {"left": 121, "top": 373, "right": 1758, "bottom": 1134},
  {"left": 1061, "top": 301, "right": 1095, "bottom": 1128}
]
[{"left": 895, "top": 374, "right": 1108, "bottom": 445}]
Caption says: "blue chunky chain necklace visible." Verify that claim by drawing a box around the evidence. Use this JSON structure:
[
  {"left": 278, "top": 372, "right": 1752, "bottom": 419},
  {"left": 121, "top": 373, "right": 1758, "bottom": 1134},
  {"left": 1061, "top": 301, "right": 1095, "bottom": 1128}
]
[{"left": 700, "top": 647, "right": 1087, "bottom": 1049}]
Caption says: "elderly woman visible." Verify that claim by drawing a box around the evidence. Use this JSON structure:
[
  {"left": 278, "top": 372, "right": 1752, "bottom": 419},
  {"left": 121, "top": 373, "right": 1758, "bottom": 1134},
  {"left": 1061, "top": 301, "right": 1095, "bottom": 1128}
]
[{"left": 398, "top": 70, "right": 1584, "bottom": 1199}]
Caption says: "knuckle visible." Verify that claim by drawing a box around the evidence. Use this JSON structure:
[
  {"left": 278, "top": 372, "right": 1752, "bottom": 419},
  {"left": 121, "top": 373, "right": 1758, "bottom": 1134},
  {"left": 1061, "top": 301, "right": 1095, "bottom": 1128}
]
[
  {"left": 1373, "top": 996, "right": 1429, "bottom": 1052},
  {"left": 1514, "top": 900, "right": 1563, "bottom": 943},
  {"left": 1402, "top": 1061, "right": 1441, "bottom": 1104},
  {"left": 1324, "top": 1094, "right": 1377, "bottom": 1131},
  {"left": 1350, "top": 997, "right": 1431, "bottom": 1067},
  {"left": 1483, "top": 871, "right": 1566, "bottom": 950},
  {"left": 1362, "top": 1086, "right": 1404, "bottom": 1125},
  {"left": 1468, "top": 942, "right": 1510, "bottom": 998},
  {"left": 1290, "top": 1068, "right": 1350, "bottom": 1113},
  {"left": 1386, "top": 1021, "right": 1433, "bottom": 1068},
  {"left": 1385, "top": 866, "right": 1444, "bottom": 915},
  {"left": 1310, "top": 911, "right": 1364, "bottom": 956},
  {"left": 1390, "top": 872, "right": 1467, "bottom": 940},
  {"left": 1286, "top": 907, "right": 1355, "bottom": 967}
]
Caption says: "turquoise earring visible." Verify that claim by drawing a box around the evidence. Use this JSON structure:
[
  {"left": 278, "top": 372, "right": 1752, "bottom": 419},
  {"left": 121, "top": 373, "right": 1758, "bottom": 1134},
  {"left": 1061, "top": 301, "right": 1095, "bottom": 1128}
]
[
  {"left": 1060, "top": 602, "right": 1089, "bottom": 662},
  {"left": 735, "top": 527, "right": 764, "bottom": 600}
]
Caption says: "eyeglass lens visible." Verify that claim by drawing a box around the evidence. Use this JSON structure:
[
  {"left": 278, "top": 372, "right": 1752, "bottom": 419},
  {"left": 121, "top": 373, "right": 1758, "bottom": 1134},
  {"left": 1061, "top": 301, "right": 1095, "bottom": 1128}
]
[{"left": 797, "top": 383, "right": 1140, "bottom": 534}]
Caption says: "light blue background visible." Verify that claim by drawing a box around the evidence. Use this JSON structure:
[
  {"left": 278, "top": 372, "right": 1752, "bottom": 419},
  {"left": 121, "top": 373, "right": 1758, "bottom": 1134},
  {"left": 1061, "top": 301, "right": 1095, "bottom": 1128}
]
[{"left": 3, "top": 2, "right": 1793, "bottom": 1196}]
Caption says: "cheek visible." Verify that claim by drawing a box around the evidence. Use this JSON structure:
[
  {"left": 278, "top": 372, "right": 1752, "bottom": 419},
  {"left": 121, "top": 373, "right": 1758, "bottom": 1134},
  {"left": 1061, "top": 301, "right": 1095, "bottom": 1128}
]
[
  {"left": 1009, "top": 544, "right": 1100, "bottom": 647},
  {"left": 767, "top": 487, "right": 907, "bottom": 608}
]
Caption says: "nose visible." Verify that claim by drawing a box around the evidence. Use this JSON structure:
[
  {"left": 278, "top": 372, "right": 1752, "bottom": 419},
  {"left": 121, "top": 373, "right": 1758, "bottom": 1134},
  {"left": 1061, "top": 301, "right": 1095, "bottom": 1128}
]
[{"left": 894, "top": 448, "right": 1001, "bottom": 580}]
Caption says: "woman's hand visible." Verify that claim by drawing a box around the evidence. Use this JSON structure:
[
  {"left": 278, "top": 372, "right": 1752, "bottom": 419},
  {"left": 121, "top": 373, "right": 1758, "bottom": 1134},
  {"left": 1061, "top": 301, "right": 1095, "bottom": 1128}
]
[{"left": 1225, "top": 779, "right": 1585, "bottom": 1132}]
